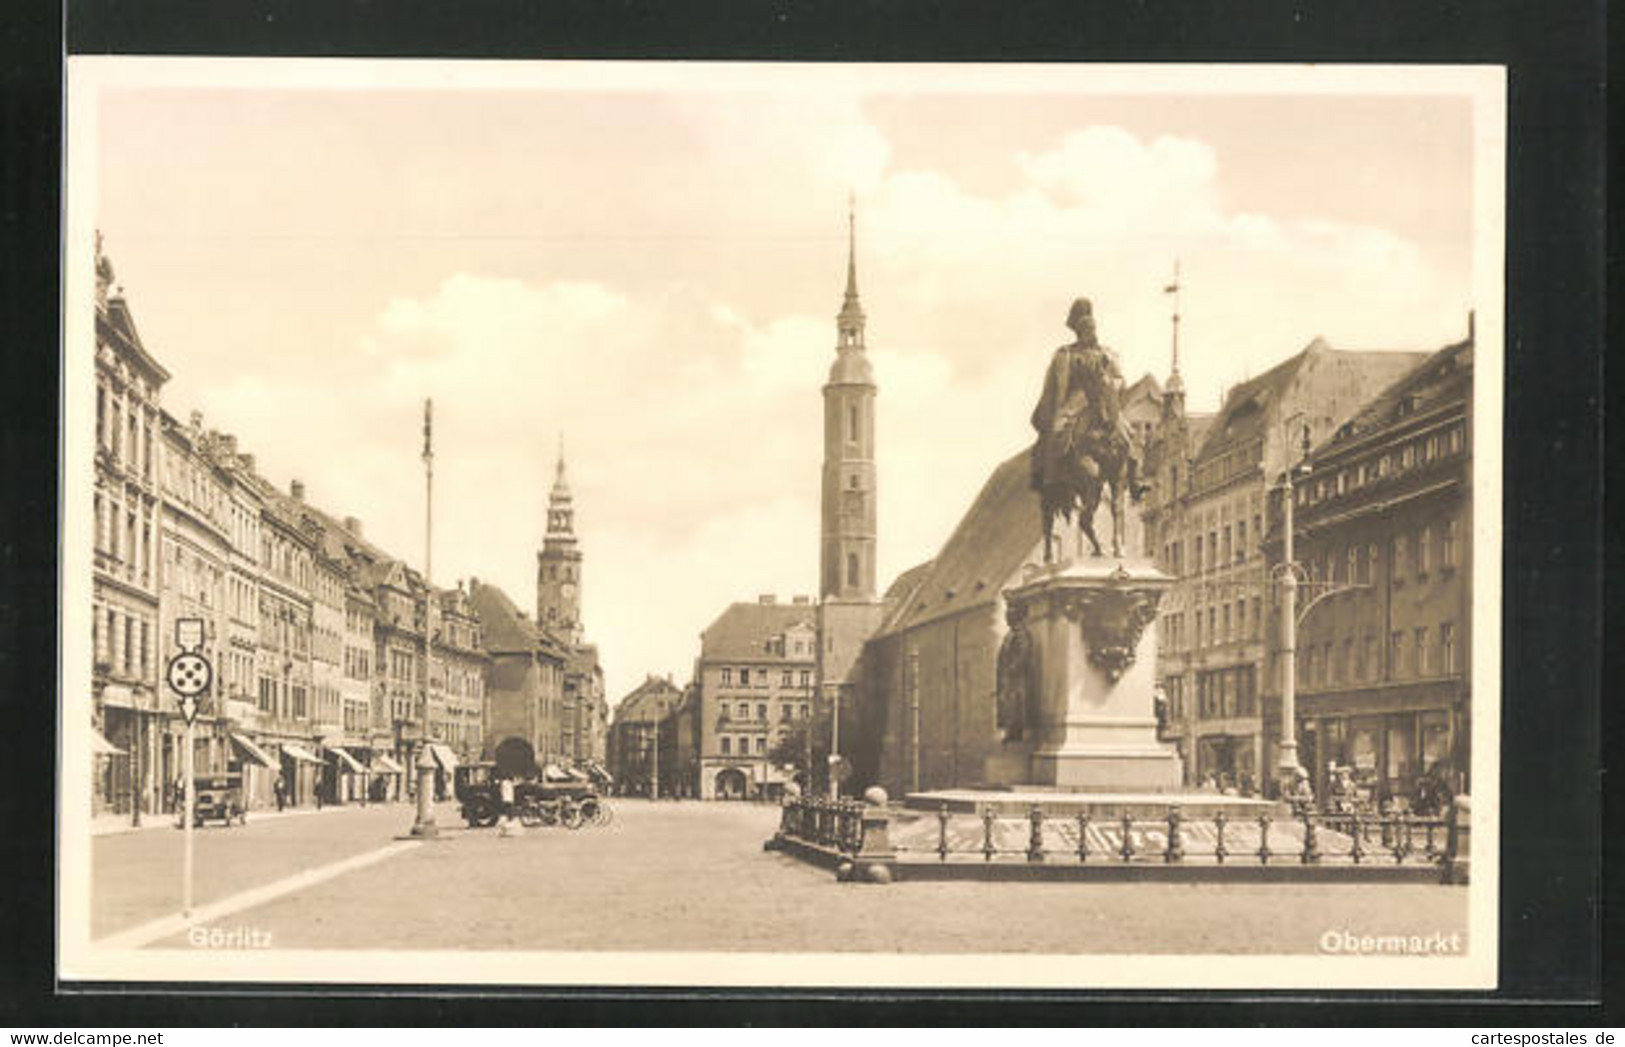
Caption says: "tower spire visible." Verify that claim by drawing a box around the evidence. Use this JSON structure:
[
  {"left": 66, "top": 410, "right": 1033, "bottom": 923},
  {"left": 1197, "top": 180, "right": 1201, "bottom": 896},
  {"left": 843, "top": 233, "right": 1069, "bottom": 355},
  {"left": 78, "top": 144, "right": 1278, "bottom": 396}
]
[
  {"left": 845, "top": 191, "right": 858, "bottom": 303},
  {"left": 1163, "top": 260, "right": 1184, "bottom": 395}
]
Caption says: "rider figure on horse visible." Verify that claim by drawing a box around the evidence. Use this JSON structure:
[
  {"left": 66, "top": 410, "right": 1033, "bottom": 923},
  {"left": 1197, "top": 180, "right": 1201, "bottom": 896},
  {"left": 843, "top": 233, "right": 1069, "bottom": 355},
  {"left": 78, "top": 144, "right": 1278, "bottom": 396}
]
[{"left": 1030, "top": 297, "right": 1150, "bottom": 509}]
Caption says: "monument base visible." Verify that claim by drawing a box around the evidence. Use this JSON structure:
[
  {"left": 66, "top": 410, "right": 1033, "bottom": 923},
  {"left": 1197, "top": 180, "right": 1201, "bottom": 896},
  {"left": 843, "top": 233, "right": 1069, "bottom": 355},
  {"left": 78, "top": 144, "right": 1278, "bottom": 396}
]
[{"left": 1030, "top": 745, "right": 1183, "bottom": 790}]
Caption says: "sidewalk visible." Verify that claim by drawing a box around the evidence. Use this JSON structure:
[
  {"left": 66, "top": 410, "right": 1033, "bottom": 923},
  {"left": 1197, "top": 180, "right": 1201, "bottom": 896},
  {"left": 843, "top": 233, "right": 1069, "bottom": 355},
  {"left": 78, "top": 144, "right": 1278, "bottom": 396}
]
[{"left": 90, "top": 800, "right": 412, "bottom": 837}]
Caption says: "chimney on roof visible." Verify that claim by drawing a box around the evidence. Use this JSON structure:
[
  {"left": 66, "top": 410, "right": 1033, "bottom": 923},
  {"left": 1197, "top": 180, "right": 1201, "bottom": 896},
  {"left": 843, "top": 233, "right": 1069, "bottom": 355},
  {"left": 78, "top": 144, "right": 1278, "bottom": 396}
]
[
  {"left": 344, "top": 515, "right": 362, "bottom": 536},
  {"left": 189, "top": 409, "right": 203, "bottom": 432},
  {"left": 792, "top": 595, "right": 810, "bottom": 605},
  {"left": 221, "top": 435, "right": 237, "bottom": 457},
  {"left": 758, "top": 594, "right": 777, "bottom": 605},
  {"left": 290, "top": 479, "right": 305, "bottom": 502},
  {"left": 1467, "top": 309, "right": 1476, "bottom": 344},
  {"left": 240, "top": 454, "right": 255, "bottom": 472}
]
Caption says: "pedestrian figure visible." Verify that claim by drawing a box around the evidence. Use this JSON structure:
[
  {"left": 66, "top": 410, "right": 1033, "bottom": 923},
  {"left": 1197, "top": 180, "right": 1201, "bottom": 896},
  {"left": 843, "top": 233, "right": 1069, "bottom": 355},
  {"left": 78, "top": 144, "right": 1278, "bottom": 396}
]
[{"left": 274, "top": 771, "right": 287, "bottom": 811}]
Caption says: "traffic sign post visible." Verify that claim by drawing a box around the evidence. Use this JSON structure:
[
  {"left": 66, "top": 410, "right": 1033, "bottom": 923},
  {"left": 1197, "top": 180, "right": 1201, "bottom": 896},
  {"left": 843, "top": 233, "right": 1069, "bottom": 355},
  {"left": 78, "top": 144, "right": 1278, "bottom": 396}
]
[{"left": 169, "top": 618, "right": 212, "bottom": 919}]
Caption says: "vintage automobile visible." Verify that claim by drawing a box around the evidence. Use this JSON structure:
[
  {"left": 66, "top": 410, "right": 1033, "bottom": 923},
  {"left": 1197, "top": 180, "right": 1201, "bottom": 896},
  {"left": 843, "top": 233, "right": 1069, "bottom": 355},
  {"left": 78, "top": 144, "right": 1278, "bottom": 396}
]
[
  {"left": 178, "top": 773, "right": 248, "bottom": 828},
  {"left": 454, "top": 761, "right": 606, "bottom": 829}
]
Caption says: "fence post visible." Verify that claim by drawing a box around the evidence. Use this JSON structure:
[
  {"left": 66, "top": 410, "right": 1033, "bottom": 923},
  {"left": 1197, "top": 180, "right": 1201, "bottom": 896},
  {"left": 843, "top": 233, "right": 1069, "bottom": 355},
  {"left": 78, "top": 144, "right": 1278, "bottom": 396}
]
[
  {"left": 1119, "top": 812, "right": 1135, "bottom": 862},
  {"left": 1443, "top": 794, "right": 1471, "bottom": 884},
  {"left": 1027, "top": 805, "right": 1045, "bottom": 863},
  {"left": 1213, "top": 810, "right": 1228, "bottom": 864},
  {"left": 1077, "top": 812, "right": 1090, "bottom": 863},
  {"left": 848, "top": 786, "right": 896, "bottom": 884},
  {"left": 937, "top": 803, "right": 950, "bottom": 863},
  {"left": 981, "top": 805, "right": 996, "bottom": 862},
  {"left": 1257, "top": 812, "right": 1272, "bottom": 865},
  {"left": 1165, "top": 805, "right": 1184, "bottom": 863},
  {"left": 1300, "top": 808, "right": 1320, "bottom": 864}
]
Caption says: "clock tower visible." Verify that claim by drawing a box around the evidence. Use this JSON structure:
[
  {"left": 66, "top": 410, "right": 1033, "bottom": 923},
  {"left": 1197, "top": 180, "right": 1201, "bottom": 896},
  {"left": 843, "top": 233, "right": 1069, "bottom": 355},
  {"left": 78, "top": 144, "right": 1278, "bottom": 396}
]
[{"left": 537, "top": 443, "right": 583, "bottom": 647}]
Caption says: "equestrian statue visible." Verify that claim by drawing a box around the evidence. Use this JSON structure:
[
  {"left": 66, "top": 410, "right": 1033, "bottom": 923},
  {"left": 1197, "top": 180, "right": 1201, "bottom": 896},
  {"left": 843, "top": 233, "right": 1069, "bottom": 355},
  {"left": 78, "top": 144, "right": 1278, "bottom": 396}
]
[{"left": 1029, "top": 297, "right": 1149, "bottom": 562}]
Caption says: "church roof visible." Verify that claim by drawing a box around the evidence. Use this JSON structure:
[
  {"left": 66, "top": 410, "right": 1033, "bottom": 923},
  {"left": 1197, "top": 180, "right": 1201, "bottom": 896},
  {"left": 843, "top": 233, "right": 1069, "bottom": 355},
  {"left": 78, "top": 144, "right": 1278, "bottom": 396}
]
[
  {"left": 700, "top": 603, "right": 818, "bottom": 662},
  {"left": 874, "top": 447, "right": 1042, "bottom": 638},
  {"left": 879, "top": 558, "right": 936, "bottom": 622}
]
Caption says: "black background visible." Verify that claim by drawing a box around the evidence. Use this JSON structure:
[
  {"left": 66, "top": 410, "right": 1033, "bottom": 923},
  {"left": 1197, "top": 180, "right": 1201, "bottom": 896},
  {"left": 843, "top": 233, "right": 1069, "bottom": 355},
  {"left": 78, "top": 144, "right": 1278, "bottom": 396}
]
[{"left": 0, "top": 0, "right": 1608, "bottom": 1026}]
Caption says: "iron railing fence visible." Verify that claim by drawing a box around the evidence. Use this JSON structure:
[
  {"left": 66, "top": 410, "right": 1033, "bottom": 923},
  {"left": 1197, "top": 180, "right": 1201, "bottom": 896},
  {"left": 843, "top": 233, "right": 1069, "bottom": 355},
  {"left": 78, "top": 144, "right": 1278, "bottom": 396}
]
[
  {"left": 883, "top": 803, "right": 1462, "bottom": 868},
  {"left": 776, "top": 795, "right": 866, "bottom": 855}
]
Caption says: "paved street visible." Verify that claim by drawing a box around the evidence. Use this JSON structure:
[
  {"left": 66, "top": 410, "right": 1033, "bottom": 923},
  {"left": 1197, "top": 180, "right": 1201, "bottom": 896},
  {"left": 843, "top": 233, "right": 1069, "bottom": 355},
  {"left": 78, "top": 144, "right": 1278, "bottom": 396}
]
[{"left": 85, "top": 799, "right": 1470, "bottom": 955}]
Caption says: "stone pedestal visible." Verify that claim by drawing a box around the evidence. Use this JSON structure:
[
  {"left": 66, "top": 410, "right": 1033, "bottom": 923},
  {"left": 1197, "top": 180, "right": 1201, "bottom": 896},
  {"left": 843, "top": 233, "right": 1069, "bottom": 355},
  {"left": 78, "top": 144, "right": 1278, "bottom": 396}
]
[{"left": 1006, "top": 559, "right": 1183, "bottom": 790}]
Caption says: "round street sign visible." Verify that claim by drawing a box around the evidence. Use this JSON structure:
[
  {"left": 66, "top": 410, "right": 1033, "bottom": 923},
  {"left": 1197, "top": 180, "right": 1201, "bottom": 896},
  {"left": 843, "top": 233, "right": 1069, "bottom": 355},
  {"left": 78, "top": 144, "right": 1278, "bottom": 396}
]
[{"left": 167, "top": 652, "right": 213, "bottom": 698}]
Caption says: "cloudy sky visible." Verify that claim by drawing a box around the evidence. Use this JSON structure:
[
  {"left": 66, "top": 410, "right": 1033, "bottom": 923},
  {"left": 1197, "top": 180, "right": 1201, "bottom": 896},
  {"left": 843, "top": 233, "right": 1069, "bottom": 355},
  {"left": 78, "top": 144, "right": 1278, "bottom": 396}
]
[{"left": 81, "top": 63, "right": 1488, "bottom": 706}]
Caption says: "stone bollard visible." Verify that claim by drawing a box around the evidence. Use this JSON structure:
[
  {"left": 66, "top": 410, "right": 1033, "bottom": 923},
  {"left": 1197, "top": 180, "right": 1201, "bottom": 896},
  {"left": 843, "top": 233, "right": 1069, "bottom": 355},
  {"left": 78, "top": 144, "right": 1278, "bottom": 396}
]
[
  {"left": 1027, "top": 805, "right": 1046, "bottom": 863},
  {"left": 408, "top": 746, "right": 439, "bottom": 839},
  {"left": 848, "top": 785, "right": 897, "bottom": 884}
]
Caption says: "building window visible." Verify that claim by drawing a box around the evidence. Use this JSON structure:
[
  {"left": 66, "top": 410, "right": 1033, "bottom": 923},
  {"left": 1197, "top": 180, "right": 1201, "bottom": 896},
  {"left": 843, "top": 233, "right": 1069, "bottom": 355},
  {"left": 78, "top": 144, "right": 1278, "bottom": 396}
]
[
  {"left": 1416, "top": 627, "right": 1431, "bottom": 675},
  {"left": 737, "top": 701, "right": 749, "bottom": 719},
  {"left": 1449, "top": 427, "right": 1464, "bottom": 454},
  {"left": 721, "top": 668, "right": 731, "bottom": 686},
  {"left": 738, "top": 668, "right": 749, "bottom": 686},
  {"left": 848, "top": 405, "right": 859, "bottom": 443},
  {"left": 720, "top": 736, "right": 731, "bottom": 756},
  {"left": 1348, "top": 546, "right": 1359, "bottom": 584},
  {"left": 1418, "top": 526, "right": 1432, "bottom": 576},
  {"left": 1390, "top": 631, "right": 1405, "bottom": 679},
  {"left": 1236, "top": 519, "right": 1247, "bottom": 562},
  {"left": 757, "top": 702, "right": 767, "bottom": 720},
  {"left": 799, "top": 670, "right": 811, "bottom": 688},
  {"left": 1442, "top": 517, "right": 1458, "bottom": 568},
  {"left": 1194, "top": 536, "right": 1203, "bottom": 572},
  {"left": 755, "top": 737, "right": 765, "bottom": 755},
  {"left": 800, "top": 702, "right": 810, "bottom": 719},
  {"left": 1441, "top": 622, "right": 1457, "bottom": 673},
  {"left": 846, "top": 552, "right": 859, "bottom": 588},
  {"left": 1393, "top": 535, "right": 1408, "bottom": 582},
  {"left": 1207, "top": 607, "right": 1216, "bottom": 647},
  {"left": 1221, "top": 604, "right": 1231, "bottom": 644}
]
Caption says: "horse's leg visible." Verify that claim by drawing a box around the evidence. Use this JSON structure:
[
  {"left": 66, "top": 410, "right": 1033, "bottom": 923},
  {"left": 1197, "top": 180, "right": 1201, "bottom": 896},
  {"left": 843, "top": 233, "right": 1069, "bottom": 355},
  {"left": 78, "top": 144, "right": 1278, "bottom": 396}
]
[
  {"left": 1080, "top": 483, "right": 1104, "bottom": 558},
  {"left": 1110, "top": 478, "right": 1124, "bottom": 558}
]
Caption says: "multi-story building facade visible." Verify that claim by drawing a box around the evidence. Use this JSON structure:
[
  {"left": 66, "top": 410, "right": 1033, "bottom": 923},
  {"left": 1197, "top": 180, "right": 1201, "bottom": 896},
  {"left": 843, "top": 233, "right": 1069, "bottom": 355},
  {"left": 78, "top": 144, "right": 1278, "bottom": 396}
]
[
  {"left": 607, "top": 675, "right": 685, "bottom": 797},
  {"left": 696, "top": 596, "right": 818, "bottom": 800},
  {"left": 431, "top": 583, "right": 488, "bottom": 759},
  {"left": 362, "top": 558, "right": 428, "bottom": 776},
  {"left": 1144, "top": 338, "right": 1430, "bottom": 790},
  {"left": 155, "top": 410, "right": 236, "bottom": 804},
  {"left": 251, "top": 481, "right": 322, "bottom": 805},
  {"left": 1261, "top": 332, "right": 1474, "bottom": 801},
  {"left": 91, "top": 237, "right": 171, "bottom": 818}
]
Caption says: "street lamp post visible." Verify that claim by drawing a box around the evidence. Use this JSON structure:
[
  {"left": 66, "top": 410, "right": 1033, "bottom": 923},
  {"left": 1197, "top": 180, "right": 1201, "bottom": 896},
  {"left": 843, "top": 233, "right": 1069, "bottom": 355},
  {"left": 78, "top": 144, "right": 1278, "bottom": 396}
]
[{"left": 1274, "top": 423, "right": 1313, "bottom": 787}]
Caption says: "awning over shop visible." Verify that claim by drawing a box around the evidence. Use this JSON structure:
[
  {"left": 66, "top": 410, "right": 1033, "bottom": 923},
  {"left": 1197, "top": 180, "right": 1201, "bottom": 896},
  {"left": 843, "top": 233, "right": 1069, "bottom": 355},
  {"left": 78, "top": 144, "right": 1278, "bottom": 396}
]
[
  {"left": 99, "top": 685, "right": 136, "bottom": 709},
  {"left": 371, "top": 754, "right": 405, "bottom": 775},
  {"left": 328, "top": 747, "right": 366, "bottom": 774},
  {"left": 230, "top": 733, "right": 277, "bottom": 768},
  {"left": 92, "top": 730, "right": 124, "bottom": 756},
  {"left": 280, "top": 742, "right": 322, "bottom": 765},
  {"left": 427, "top": 743, "right": 459, "bottom": 772}
]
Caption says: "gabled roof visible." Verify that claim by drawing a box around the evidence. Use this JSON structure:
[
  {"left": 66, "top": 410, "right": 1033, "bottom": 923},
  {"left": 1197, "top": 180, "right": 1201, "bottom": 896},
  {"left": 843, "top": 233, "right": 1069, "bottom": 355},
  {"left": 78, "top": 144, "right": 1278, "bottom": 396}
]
[
  {"left": 1195, "top": 339, "right": 1430, "bottom": 463},
  {"left": 700, "top": 603, "right": 818, "bottom": 662},
  {"left": 467, "top": 580, "right": 540, "bottom": 654},
  {"left": 1321, "top": 338, "right": 1473, "bottom": 452},
  {"left": 874, "top": 447, "right": 1041, "bottom": 638},
  {"left": 614, "top": 676, "right": 684, "bottom": 721},
  {"left": 881, "top": 558, "right": 935, "bottom": 614}
]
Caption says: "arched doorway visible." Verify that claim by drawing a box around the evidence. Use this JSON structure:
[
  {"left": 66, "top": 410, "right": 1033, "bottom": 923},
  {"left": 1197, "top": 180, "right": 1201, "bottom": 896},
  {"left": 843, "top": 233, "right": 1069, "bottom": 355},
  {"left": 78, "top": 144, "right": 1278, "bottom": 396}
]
[{"left": 714, "top": 767, "right": 748, "bottom": 800}]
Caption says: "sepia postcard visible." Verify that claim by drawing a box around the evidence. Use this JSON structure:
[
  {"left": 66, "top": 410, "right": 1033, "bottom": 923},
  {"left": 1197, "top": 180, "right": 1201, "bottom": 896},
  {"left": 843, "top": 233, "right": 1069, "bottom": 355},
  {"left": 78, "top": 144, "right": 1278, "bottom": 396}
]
[{"left": 59, "top": 58, "right": 1505, "bottom": 990}]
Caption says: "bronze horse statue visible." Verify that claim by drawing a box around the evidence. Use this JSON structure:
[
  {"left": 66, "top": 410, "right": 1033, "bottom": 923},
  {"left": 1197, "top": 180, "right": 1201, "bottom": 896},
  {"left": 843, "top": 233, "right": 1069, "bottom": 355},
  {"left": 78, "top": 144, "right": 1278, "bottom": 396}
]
[{"left": 1038, "top": 349, "right": 1140, "bottom": 562}]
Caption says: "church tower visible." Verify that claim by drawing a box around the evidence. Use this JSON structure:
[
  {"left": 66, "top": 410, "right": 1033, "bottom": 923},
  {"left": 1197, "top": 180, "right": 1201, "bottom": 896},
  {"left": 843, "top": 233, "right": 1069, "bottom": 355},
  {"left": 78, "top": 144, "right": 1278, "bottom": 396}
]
[
  {"left": 537, "top": 440, "right": 584, "bottom": 647},
  {"left": 820, "top": 199, "right": 878, "bottom": 601}
]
